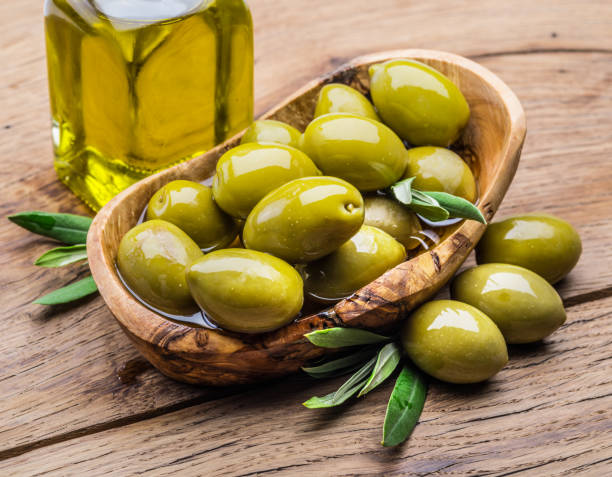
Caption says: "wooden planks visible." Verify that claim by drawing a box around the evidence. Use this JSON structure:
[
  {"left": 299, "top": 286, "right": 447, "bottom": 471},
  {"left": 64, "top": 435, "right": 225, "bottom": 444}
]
[
  {"left": 1, "top": 0, "right": 612, "bottom": 472},
  {"left": 2, "top": 295, "right": 610, "bottom": 476}
]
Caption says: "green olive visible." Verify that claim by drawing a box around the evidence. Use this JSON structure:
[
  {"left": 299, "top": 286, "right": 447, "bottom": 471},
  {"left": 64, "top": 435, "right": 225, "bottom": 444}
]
[
  {"left": 363, "top": 196, "right": 422, "bottom": 250},
  {"left": 146, "top": 180, "right": 239, "bottom": 252},
  {"left": 369, "top": 59, "right": 470, "bottom": 147},
  {"left": 301, "top": 113, "right": 406, "bottom": 191},
  {"left": 314, "top": 83, "right": 381, "bottom": 121},
  {"left": 212, "top": 142, "right": 321, "bottom": 219},
  {"left": 243, "top": 176, "right": 364, "bottom": 263},
  {"left": 401, "top": 300, "right": 507, "bottom": 384},
  {"left": 117, "top": 220, "right": 203, "bottom": 315},
  {"left": 187, "top": 249, "right": 303, "bottom": 334},
  {"left": 302, "top": 225, "right": 406, "bottom": 303},
  {"left": 403, "top": 147, "right": 476, "bottom": 202},
  {"left": 240, "top": 120, "right": 302, "bottom": 149},
  {"left": 451, "top": 263, "right": 566, "bottom": 344},
  {"left": 476, "top": 214, "right": 582, "bottom": 284}
]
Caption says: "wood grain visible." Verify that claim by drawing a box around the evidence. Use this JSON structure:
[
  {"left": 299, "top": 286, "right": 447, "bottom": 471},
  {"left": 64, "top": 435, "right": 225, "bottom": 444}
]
[
  {"left": 2, "top": 295, "right": 610, "bottom": 476},
  {"left": 87, "top": 49, "right": 524, "bottom": 386},
  {"left": 1, "top": 0, "right": 612, "bottom": 473}
]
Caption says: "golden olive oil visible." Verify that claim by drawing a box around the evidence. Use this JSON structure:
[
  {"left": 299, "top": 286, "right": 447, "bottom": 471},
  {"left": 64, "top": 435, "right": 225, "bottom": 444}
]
[{"left": 44, "top": 0, "right": 253, "bottom": 211}]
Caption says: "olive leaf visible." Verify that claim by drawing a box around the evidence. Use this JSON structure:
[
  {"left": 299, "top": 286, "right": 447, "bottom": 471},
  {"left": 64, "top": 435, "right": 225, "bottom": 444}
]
[
  {"left": 409, "top": 191, "right": 450, "bottom": 222},
  {"left": 305, "top": 327, "right": 390, "bottom": 348},
  {"left": 34, "top": 244, "right": 88, "bottom": 268},
  {"left": 302, "top": 347, "right": 379, "bottom": 379},
  {"left": 390, "top": 177, "right": 415, "bottom": 204},
  {"left": 33, "top": 276, "right": 98, "bottom": 305},
  {"left": 357, "top": 342, "right": 402, "bottom": 397},
  {"left": 303, "top": 355, "right": 377, "bottom": 408},
  {"left": 420, "top": 191, "right": 486, "bottom": 224},
  {"left": 8, "top": 211, "right": 92, "bottom": 244},
  {"left": 381, "top": 365, "right": 428, "bottom": 447}
]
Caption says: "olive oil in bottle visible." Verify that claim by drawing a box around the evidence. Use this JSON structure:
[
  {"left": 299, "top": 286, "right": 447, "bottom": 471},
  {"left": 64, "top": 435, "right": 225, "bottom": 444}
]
[{"left": 44, "top": 0, "right": 253, "bottom": 211}]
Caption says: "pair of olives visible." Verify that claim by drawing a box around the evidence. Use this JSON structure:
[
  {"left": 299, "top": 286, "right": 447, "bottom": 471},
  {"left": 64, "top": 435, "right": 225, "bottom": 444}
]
[
  {"left": 403, "top": 213, "right": 581, "bottom": 384},
  {"left": 117, "top": 59, "right": 483, "bottom": 337}
]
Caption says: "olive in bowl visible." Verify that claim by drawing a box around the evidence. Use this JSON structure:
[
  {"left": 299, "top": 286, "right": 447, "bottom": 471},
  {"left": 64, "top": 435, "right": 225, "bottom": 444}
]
[
  {"left": 187, "top": 249, "right": 304, "bottom": 334},
  {"left": 240, "top": 119, "right": 302, "bottom": 149},
  {"left": 243, "top": 176, "right": 364, "bottom": 263},
  {"left": 117, "top": 220, "right": 203, "bottom": 315},
  {"left": 212, "top": 142, "right": 321, "bottom": 219},
  {"left": 301, "top": 225, "right": 407, "bottom": 303},
  {"left": 369, "top": 59, "right": 470, "bottom": 147},
  {"left": 146, "top": 180, "right": 239, "bottom": 252},
  {"left": 301, "top": 113, "right": 406, "bottom": 191},
  {"left": 314, "top": 83, "right": 381, "bottom": 121}
]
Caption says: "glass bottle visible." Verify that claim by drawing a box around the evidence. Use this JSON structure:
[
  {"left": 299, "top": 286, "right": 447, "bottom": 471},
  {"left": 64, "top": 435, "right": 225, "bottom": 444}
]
[{"left": 44, "top": 0, "right": 253, "bottom": 211}]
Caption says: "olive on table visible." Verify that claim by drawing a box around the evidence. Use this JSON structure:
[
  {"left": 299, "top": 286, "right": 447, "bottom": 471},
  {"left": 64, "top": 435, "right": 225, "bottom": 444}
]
[
  {"left": 363, "top": 196, "right": 422, "bottom": 250},
  {"left": 243, "top": 176, "right": 364, "bottom": 263},
  {"left": 314, "top": 83, "right": 381, "bottom": 121},
  {"left": 404, "top": 146, "right": 476, "bottom": 202},
  {"left": 451, "top": 263, "right": 566, "bottom": 344},
  {"left": 117, "top": 220, "right": 203, "bottom": 315},
  {"left": 212, "top": 142, "right": 321, "bottom": 219},
  {"left": 476, "top": 214, "right": 582, "bottom": 284},
  {"left": 240, "top": 119, "right": 302, "bottom": 149},
  {"left": 301, "top": 225, "right": 406, "bottom": 303},
  {"left": 369, "top": 59, "right": 470, "bottom": 147},
  {"left": 187, "top": 249, "right": 303, "bottom": 334},
  {"left": 300, "top": 113, "right": 406, "bottom": 191},
  {"left": 146, "top": 180, "right": 239, "bottom": 252},
  {"left": 401, "top": 300, "right": 508, "bottom": 384}
]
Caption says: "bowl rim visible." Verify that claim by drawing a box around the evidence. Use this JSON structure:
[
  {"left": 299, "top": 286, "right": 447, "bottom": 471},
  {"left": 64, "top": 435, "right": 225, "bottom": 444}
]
[{"left": 87, "top": 49, "right": 526, "bottom": 380}]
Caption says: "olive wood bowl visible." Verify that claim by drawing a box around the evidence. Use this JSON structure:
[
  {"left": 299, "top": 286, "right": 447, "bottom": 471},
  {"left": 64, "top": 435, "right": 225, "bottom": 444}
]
[{"left": 87, "top": 50, "right": 526, "bottom": 386}]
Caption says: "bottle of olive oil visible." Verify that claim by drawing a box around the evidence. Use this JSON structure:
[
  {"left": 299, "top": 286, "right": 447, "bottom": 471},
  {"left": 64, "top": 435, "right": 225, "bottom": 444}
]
[{"left": 44, "top": 0, "right": 253, "bottom": 211}]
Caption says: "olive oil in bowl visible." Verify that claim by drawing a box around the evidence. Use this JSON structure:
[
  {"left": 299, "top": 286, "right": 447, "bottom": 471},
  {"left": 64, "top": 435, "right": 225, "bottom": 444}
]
[{"left": 44, "top": 0, "right": 253, "bottom": 211}]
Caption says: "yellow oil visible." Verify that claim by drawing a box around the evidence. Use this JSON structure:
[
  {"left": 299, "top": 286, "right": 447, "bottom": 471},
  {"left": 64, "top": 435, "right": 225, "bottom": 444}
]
[{"left": 44, "top": 0, "right": 253, "bottom": 211}]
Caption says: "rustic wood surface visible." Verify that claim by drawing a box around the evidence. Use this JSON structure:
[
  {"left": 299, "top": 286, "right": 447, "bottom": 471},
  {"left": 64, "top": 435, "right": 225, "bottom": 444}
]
[{"left": 1, "top": 0, "right": 611, "bottom": 475}]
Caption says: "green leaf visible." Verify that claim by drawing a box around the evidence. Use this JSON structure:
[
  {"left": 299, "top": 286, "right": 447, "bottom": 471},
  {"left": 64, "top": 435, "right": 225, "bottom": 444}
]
[
  {"left": 302, "top": 347, "right": 378, "bottom": 379},
  {"left": 390, "top": 177, "right": 415, "bottom": 204},
  {"left": 33, "top": 276, "right": 98, "bottom": 305},
  {"left": 410, "top": 191, "right": 450, "bottom": 222},
  {"left": 303, "top": 355, "right": 377, "bottom": 408},
  {"left": 357, "top": 342, "right": 402, "bottom": 397},
  {"left": 34, "top": 244, "right": 88, "bottom": 268},
  {"left": 382, "top": 365, "right": 428, "bottom": 447},
  {"left": 305, "top": 327, "right": 390, "bottom": 348},
  {"left": 8, "top": 211, "right": 92, "bottom": 244},
  {"left": 420, "top": 191, "right": 486, "bottom": 224}
]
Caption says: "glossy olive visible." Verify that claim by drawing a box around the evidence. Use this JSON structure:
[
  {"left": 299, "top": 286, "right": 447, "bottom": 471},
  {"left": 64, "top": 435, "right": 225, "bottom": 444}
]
[
  {"left": 314, "top": 83, "right": 381, "bottom": 121},
  {"left": 404, "top": 147, "right": 476, "bottom": 202},
  {"left": 243, "top": 176, "right": 364, "bottom": 263},
  {"left": 302, "top": 225, "right": 406, "bottom": 303},
  {"left": 117, "top": 220, "right": 203, "bottom": 315},
  {"left": 369, "top": 59, "right": 470, "bottom": 147},
  {"left": 187, "top": 249, "right": 303, "bottom": 334},
  {"left": 476, "top": 214, "right": 582, "bottom": 284},
  {"left": 301, "top": 113, "right": 406, "bottom": 191},
  {"left": 451, "top": 263, "right": 566, "bottom": 344},
  {"left": 240, "top": 119, "right": 302, "bottom": 149},
  {"left": 363, "top": 196, "right": 422, "bottom": 250},
  {"left": 212, "top": 142, "right": 321, "bottom": 219},
  {"left": 146, "top": 180, "right": 239, "bottom": 252},
  {"left": 401, "top": 300, "right": 508, "bottom": 384}
]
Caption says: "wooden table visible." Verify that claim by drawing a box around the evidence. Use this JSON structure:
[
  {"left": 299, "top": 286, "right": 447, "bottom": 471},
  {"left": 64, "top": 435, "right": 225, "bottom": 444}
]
[{"left": 1, "top": 1, "right": 611, "bottom": 475}]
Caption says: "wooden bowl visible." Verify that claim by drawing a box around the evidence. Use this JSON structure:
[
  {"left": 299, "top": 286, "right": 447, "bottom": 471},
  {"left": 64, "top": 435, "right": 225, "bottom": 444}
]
[{"left": 87, "top": 50, "right": 525, "bottom": 386}]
